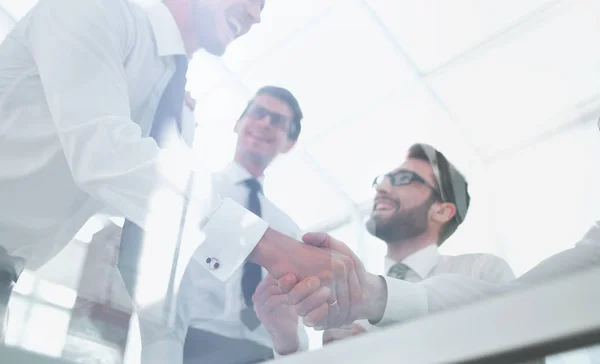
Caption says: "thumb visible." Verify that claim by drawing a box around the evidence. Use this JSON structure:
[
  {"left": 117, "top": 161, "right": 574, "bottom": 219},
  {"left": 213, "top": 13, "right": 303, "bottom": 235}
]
[
  {"left": 278, "top": 273, "right": 298, "bottom": 293},
  {"left": 303, "top": 232, "right": 349, "bottom": 255},
  {"left": 302, "top": 232, "right": 332, "bottom": 248}
]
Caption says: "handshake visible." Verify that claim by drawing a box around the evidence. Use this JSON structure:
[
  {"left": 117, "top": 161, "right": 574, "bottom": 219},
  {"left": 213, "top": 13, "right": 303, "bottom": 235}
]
[{"left": 249, "top": 230, "right": 388, "bottom": 355}]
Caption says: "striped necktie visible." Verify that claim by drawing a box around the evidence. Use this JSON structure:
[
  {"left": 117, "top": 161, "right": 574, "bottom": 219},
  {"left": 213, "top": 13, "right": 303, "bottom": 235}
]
[{"left": 387, "top": 262, "right": 411, "bottom": 280}]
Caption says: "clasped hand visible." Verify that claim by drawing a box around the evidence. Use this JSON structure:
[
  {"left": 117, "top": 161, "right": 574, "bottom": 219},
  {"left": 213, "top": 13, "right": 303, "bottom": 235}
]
[{"left": 253, "top": 232, "right": 384, "bottom": 350}]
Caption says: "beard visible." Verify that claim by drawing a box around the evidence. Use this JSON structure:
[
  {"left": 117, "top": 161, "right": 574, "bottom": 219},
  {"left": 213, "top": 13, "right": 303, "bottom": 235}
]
[{"left": 366, "top": 195, "right": 436, "bottom": 243}]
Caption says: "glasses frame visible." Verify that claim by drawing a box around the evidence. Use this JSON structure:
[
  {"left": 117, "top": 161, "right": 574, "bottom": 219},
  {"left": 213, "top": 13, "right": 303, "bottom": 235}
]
[{"left": 373, "top": 170, "right": 442, "bottom": 200}]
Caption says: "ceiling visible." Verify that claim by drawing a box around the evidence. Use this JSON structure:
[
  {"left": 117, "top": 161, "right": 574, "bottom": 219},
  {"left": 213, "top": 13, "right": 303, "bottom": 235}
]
[
  {"left": 187, "top": 0, "right": 600, "bottom": 231},
  {"left": 1, "top": 0, "right": 599, "bottom": 237}
]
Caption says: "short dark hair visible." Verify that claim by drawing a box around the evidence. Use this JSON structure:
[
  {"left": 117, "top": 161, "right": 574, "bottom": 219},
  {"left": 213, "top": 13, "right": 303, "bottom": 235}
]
[
  {"left": 239, "top": 86, "right": 303, "bottom": 141},
  {"left": 407, "top": 143, "right": 471, "bottom": 245}
]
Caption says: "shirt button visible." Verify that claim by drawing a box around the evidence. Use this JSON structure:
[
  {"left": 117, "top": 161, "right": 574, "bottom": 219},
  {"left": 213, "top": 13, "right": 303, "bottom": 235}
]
[{"left": 205, "top": 257, "right": 220, "bottom": 270}]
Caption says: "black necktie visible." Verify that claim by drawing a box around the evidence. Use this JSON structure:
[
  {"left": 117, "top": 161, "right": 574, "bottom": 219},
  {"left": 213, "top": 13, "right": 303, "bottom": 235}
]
[
  {"left": 240, "top": 178, "right": 263, "bottom": 330},
  {"left": 118, "top": 55, "right": 189, "bottom": 297}
]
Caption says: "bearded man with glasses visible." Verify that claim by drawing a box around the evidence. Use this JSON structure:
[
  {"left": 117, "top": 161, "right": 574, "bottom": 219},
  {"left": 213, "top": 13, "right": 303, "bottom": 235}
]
[
  {"left": 248, "top": 143, "right": 516, "bottom": 349},
  {"left": 316, "top": 143, "right": 516, "bottom": 343}
]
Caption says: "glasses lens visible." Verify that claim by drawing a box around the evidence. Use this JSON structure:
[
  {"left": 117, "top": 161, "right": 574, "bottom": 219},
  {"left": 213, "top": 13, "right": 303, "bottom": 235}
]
[{"left": 373, "top": 175, "right": 385, "bottom": 186}]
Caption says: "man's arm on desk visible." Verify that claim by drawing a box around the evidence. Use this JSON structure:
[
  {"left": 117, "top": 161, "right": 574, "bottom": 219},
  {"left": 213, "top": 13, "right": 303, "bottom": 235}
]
[
  {"left": 374, "top": 222, "right": 600, "bottom": 326},
  {"left": 289, "top": 223, "right": 600, "bottom": 328}
]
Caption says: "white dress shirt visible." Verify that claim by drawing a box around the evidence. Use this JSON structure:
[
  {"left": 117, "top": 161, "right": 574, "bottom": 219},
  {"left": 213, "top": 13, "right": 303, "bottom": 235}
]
[
  {"left": 383, "top": 244, "right": 516, "bottom": 284},
  {"left": 375, "top": 221, "right": 600, "bottom": 326},
  {"left": 356, "top": 244, "right": 514, "bottom": 331},
  {"left": 0, "top": 0, "right": 265, "bottom": 318},
  {"left": 140, "top": 162, "right": 309, "bottom": 363}
]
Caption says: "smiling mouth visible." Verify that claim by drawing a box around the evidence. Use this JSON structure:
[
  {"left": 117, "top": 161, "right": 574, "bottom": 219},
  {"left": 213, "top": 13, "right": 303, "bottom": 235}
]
[
  {"left": 227, "top": 17, "right": 243, "bottom": 38},
  {"left": 373, "top": 199, "right": 399, "bottom": 212},
  {"left": 248, "top": 132, "right": 272, "bottom": 144}
]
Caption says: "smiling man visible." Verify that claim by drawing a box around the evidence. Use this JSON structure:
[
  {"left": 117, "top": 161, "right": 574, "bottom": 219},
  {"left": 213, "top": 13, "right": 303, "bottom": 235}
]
[
  {"left": 164, "top": 0, "right": 264, "bottom": 56},
  {"left": 0, "top": 0, "right": 362, "bottom": 357},
  {"left": 139, "top": 86, "right": 309, "bottom": 364},
  {"left": 252, "top": 144, "right": 516, "bottom": 349},
  {"left": 322, "top": 143, "right": 516, "bottom": 342}
]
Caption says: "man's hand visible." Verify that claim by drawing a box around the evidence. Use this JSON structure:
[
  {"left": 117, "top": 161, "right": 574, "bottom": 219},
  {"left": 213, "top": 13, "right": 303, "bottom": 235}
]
[
  {"left": 322, "top": 323, "right": 366, "bottom": 345},
  {"left": 249, "top": 228, "right": 361, "bottom": 328},
  {"left": 282, "top": 232, "right": 388, "bottom": 329},
  {"left": 253, "top": 273, "right": 334, "bottom": 354},
  {"left": 253, "top": 273, "right": 300, "bottom": 355}
]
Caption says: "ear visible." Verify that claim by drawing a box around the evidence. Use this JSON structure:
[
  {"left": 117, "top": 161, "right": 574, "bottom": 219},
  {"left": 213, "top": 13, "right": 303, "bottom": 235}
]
[
  {"left": 280, "top": 139, "right": 297, "bottom": 154},
  {"left": 431, "top": 202, "right": 456, "bottom": 225}
]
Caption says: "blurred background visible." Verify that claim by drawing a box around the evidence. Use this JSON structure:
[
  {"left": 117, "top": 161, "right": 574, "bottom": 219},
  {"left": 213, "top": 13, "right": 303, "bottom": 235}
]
[{"left": 1, "top": 0, "right": 600, "bottom": 358}]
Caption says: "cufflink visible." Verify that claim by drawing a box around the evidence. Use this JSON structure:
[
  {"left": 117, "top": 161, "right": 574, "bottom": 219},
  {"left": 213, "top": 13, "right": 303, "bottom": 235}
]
[{"left": 205, "top": 257, "right": 220, "bottom": 270}]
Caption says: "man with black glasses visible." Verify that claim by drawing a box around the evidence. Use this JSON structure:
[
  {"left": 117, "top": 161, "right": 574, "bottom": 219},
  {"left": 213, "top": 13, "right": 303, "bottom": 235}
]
[
  {"left": 323, "top": 143, "right": 515, "bottom": 342},
  {"left": 253, "top": 143, "right": 515, "bottom": 348},
  {"left": 138, "top": 86, "right": 310, "bottom": 364}
]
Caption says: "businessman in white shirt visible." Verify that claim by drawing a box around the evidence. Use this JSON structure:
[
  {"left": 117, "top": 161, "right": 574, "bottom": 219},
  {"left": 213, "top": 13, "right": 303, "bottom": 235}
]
[
  {"left": 252, "top": 143, "right": 515, "bottom": 348},
  {"left": 66, "top": 86, "right": 309, "bottom": 363},
  {"left": 319, "top": 143, "right": 515, "bottom": 345},
  {"left": 159, "top": 86, "right": 309, "bottom": 363},
  {"left": 266, "top": 206, "right": 600, "bottom": 337},
  {"left": 0, "top": 0, "right": 360, "bottom": 339}
]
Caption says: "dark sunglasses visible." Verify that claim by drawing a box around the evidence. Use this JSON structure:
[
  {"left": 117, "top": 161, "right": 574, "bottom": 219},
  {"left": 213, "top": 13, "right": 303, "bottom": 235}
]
[
  {"left": 246, "top": 105, "right": 292, "bottom": 131},
  {"left": 373, "top": 170, "right": 441, "bottom": 199}
]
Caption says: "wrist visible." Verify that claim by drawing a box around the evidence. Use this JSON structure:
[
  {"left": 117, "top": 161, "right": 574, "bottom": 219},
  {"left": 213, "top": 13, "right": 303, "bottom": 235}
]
[
  {"left": 363, "top": 273, "right": 387, "bottom": 323},
  {"left": 272, "top": 334, "right": 299, "bottom": 356},
  {"left": 248, "top": 228, "right": 281, "bottom": 270}
]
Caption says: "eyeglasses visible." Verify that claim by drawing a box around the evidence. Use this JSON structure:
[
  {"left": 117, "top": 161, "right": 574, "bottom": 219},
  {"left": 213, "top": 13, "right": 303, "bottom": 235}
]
[
  {"left": 246, "top": 105, "right": 292, "bottom": 131},
  {"left": 373, "top": 170, "right": 441, "bottom": 199}
]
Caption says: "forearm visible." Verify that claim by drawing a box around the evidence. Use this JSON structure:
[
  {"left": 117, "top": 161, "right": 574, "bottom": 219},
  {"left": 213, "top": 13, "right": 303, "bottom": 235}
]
[
  {"left": 248, "top": 228, "right": 283, "bottom": 269},
  {"left": 367, "top": 275, "right": 507, "bottom": 327}
]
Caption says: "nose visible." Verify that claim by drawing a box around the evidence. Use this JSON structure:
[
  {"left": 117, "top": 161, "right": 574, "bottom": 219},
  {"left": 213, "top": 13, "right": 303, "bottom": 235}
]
[
  {"left": 255, "top": 113, "right": 272, "bottom": 129},
  {"left": 246, "top": 3, "right": 262, "bottom": 25},
  {"left": 373, "top": 176, "right": 391, "bottom": 193}
]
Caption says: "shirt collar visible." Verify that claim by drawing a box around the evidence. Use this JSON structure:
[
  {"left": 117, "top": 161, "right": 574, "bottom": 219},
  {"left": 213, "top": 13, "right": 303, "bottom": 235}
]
[
  {"left": 146, "top": 3, "right": 187, "bottom": 57},
  {"left": 384, "top": 244, "right": 440, "bottom": 279},
  {"left": 222, "top": 161, "right": 265, "bottom": 188}
]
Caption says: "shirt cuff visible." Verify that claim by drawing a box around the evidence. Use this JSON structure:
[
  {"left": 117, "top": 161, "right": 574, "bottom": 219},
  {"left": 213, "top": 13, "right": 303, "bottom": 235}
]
[
  {"left": 194, "top": 197, "right": 268, "bottom": 281},
  {"left": 369, "top": 276, "right": 429, "bottom": 327},
  {"left": 140, "top": 339, "right": 183, "bottom": 364}
]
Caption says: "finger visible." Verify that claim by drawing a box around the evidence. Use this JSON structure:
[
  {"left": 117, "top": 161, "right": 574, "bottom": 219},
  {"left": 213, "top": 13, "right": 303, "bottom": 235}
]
[
  {"left": 303, "top": 233, "right": 359, "bottom": 265},
  {"left": 322, "top": 328, "right": 353, "bottom": 345},
  {"left": 287, "top": 277, "right": 321, "bottom": 305},
  {"left": 253, "top": 275, "right": 277, "bottom": 299},
  {"left": 332, "top": 256, "right": 351, "bottom": 326},
  {"left": 301, "top": 232, "right": 331, "bottom": 248},
  {"left": 277, "top": 273, "right": 298, "bottom": 294},
  {"left": 262, "top": 294, "right": 288, "bottom": 315},
  {"left": 345, "top": 263, "right": 361, "bottom": 324},
  {"left": 256, "top": 295, "right": 289, "bottom": 322},
  {"left": 302, "top": 302, "right": 329, "bottom": 328},
  {"left": 325, "top": 296, "right": 341, "bottom": 329},
  {"left": 253, "top": 285, "right": 280, "bottom": 308},
  {"left": 294, "top": 286, "right": 331, "bottom": 317},
  {"left": 349, "top": 324, "right": 366, "bottom": 336}
]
